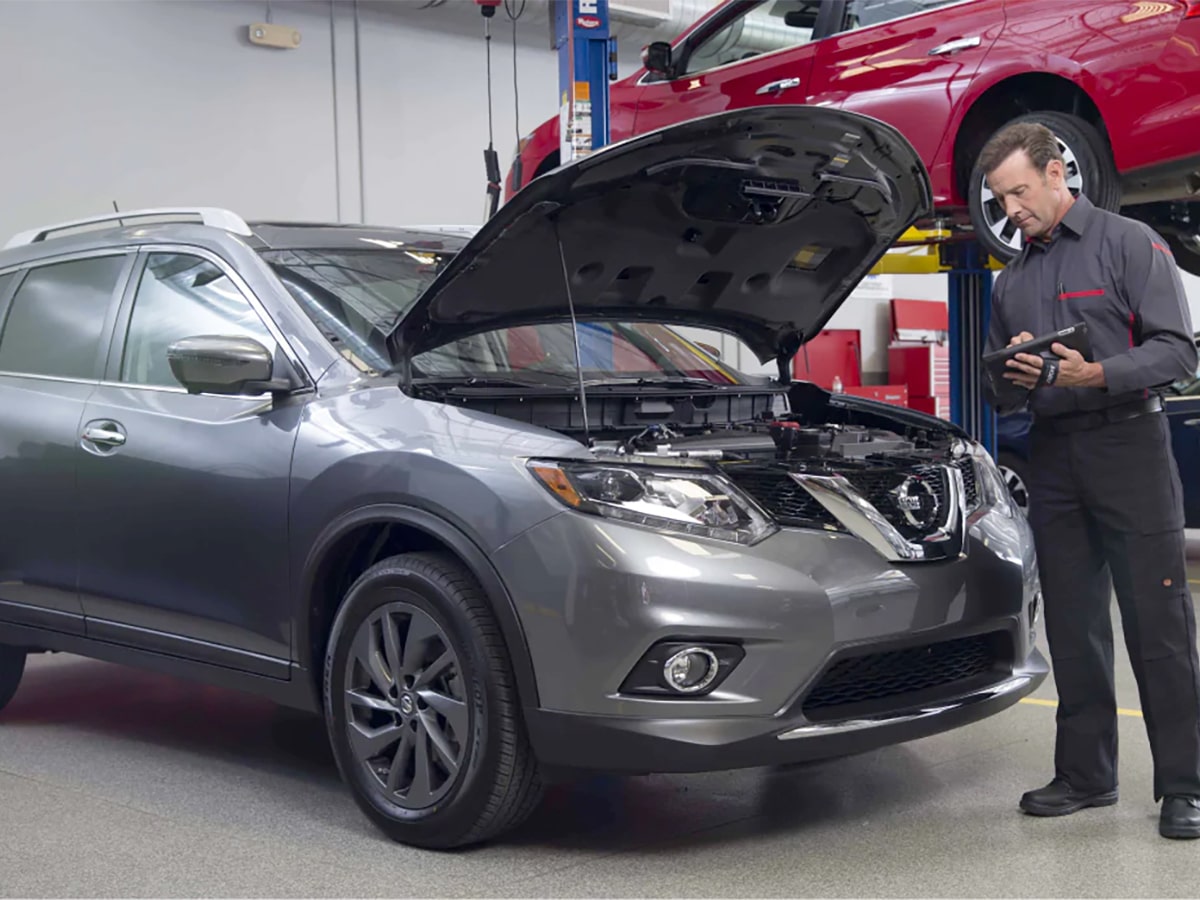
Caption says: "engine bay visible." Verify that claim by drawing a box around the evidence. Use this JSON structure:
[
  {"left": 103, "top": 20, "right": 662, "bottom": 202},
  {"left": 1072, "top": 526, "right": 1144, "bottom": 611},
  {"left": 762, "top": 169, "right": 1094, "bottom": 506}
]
[
  {"left": 588, "top": 380, "right": 963, "bottom": 470},
  {"left": 432, "top": 375, "right": 978, "bottom": 534}
]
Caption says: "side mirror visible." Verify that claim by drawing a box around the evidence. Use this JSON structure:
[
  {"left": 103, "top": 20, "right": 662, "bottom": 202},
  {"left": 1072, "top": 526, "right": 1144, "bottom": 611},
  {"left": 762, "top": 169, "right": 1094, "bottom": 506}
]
[
  {"left": 167, "top": 335, "right": 288, "bottom": 396},
  {"left": 695, "top": 341, "right": 722, "bottom": 361},
  {"left": 784, "top": 9, "right": 816, "bottom": 28},
  {"left": 641, "top": 41, "right": 673, "bottom": 76}
]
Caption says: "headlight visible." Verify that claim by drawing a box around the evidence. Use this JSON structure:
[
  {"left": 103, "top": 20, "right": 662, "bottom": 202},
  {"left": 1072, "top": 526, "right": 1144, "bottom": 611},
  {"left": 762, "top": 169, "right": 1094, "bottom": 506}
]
[
  {"left": 527, "top": 460, "right": 777, "bottom": 545},
  {"left": 968, "top": 442, "right": 1015, "bottom": 516}
]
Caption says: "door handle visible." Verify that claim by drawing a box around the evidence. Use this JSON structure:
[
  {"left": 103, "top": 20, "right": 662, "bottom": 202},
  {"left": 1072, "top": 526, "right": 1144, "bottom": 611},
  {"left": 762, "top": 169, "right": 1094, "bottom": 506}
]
[
  {"left": 756, "top": 76, "right": 801, "bottom": 96},
  {"left": 928, "top": 36, "right": 981, "bottom": 55},
  {"left": 81, "top": 422, "right": 126, "bottom": 448},
  {"left": 1184, "top": 419, "right": 1200, "bottom": 428}
]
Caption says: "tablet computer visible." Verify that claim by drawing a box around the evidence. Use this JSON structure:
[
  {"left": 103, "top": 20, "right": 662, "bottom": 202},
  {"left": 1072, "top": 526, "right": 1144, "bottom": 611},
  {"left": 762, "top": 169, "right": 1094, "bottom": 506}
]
[{"left": 982, "top": 322, "right": 1093, "bottom": 404}]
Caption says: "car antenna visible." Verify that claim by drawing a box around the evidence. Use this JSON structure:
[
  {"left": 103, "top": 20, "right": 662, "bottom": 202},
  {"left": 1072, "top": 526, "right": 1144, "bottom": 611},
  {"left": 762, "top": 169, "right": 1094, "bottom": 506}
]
[
  {"left": 553, "top": 221, "right": 592, "bottom": 447},
  {"left": 112, "top": 200, "right": 125, "bottom": 228}
]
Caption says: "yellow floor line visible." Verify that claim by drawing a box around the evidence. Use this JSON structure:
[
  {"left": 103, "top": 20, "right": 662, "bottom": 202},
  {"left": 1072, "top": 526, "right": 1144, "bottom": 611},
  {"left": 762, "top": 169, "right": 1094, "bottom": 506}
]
[
  {"left": 1021, "top": 697, "right": 1143, "bottom": 717},
  {"left": 1189, "top": 579, "right": 1200, "bottom": 586}
]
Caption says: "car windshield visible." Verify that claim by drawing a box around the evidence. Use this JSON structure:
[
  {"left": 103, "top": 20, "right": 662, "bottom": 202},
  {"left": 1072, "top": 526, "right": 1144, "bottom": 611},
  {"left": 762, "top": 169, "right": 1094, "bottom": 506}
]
[
  {"left": 264, "top": 247, "right": 748, "bottom": 386},
  {"left": 413, "top": 321, "right": 744, "bottom": 385},
  {"left": 261, "top": 247, "right": 451, "bottom": 374}
]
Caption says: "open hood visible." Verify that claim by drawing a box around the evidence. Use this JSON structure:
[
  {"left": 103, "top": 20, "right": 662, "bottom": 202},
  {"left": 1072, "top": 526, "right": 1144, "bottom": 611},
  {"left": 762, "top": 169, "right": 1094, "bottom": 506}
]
[{"left": 389, "top": 106, "right": 932, "bottom": 372}]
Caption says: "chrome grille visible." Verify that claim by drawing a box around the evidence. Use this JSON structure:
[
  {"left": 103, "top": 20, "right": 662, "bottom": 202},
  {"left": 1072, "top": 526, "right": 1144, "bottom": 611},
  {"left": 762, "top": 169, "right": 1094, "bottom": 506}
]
[{"left": 724, "top": 458, "right": 974, "bottom": 540}]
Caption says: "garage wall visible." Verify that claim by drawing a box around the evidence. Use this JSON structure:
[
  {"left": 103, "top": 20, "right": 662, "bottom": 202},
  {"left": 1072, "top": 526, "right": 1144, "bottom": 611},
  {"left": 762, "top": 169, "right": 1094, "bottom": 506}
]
[
  {"left": 0, "top": 0, "right": 1196, "bottom": 385},
  {"left": 0, "top": 1, "right": 342, "bottom": 237},
  {"left": 353, "top": 1, "right": 561, "bottom": 228},
  {"left": 0, "top": 0, "right": 575, "bottom": 238}
]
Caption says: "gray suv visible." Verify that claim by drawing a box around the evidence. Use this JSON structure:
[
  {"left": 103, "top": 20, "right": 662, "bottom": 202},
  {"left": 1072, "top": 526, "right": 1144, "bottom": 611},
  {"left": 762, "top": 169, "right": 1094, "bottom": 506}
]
[{"left": 0, "top": 107, "right": 1047, "bottom": 849}]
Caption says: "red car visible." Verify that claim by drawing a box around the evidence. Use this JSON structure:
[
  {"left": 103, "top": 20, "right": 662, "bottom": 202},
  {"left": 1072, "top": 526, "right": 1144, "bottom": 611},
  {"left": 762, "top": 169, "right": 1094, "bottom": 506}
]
[{"left": 506, "top": 0, "right": 1200, "bottom": 274}]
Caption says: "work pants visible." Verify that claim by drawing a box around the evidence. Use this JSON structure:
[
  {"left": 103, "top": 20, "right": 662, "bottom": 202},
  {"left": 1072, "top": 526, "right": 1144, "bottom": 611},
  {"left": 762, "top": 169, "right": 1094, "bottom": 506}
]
[{"left": 1028, "top": 410, "right": 1200, "bottom": 799}]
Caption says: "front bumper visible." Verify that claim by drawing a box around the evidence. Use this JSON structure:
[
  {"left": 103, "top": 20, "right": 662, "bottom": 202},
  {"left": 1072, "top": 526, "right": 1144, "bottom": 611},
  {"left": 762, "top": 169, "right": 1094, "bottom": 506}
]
[
  {"left": 526, "top": 647, "right": 1047, "bottom": 773},
  {"left": 493, "top": 493, "right": 1043, "bottom": 772}
]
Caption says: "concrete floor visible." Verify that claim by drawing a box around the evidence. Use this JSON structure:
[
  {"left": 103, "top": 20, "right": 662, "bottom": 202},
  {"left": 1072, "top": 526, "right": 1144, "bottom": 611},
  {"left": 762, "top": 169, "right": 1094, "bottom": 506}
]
[{"left": 4, "top": 573, "right": 1200, "bottom": 898}]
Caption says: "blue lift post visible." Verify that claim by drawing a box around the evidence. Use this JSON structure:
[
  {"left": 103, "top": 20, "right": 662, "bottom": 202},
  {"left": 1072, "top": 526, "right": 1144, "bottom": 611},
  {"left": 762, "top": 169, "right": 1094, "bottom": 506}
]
[
  {"left": 944, "top": 240, "right": 998, "bottom": 456},
  {"left": 553, "top": 0, "right": 617, "bottom": 369},
  {"left": 554, "top": 0, "right": 617, "bottom": 164}
]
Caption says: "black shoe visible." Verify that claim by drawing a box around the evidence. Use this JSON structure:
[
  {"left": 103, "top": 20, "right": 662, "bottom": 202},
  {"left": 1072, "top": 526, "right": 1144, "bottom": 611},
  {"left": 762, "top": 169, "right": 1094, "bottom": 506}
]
[
  {"left": 1160, "top": 796, "right": 1200, "bottom": 839},
  {"left": 1019, "top": 777, "right": 1119, "bottom": 817}
]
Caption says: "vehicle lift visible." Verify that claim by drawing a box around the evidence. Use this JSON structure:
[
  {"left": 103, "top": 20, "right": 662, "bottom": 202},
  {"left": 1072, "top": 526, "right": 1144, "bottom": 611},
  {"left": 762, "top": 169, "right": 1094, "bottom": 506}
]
[
  {"left": 551, "top": 0, "right": 618, "bottom": 371},
  {"left": 545, "top": 0, "right": 1000, "bottom": 454},
  {"left": 552, "top": 0, "right": 617, "bottom": 166},
  {"left": 872, "top": 230, "right": 1003, "bottom": 457}
]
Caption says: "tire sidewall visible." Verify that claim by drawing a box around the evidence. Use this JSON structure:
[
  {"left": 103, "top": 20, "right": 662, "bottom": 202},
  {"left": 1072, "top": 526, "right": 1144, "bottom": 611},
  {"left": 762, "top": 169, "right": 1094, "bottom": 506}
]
[
  {"left": 968, "top": 111, "right": 1118, "bottom": 262},
  {"left": 323, "top": 557, "right": 498, "bottom": 843}
]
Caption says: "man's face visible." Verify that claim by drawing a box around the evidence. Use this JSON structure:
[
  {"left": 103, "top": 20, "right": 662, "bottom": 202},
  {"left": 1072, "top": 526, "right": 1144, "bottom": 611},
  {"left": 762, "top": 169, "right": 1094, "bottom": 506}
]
[{"left": 985, "top": 149, "right": 1067, "bottom": 240}]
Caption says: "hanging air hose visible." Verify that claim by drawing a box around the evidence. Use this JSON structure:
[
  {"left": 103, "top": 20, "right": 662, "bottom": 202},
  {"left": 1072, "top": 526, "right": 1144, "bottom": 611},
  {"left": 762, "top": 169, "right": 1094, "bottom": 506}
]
[
  {"left": 477, "top": 0, "right": 502, "bottom": 219},
  {"left": 477, "top": 0, "right": 525, "bottom": 218}
]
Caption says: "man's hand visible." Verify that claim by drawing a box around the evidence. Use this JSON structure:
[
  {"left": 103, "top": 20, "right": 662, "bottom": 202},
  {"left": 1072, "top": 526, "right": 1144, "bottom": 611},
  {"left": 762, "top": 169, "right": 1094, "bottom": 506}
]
[
  {"left": 1004, "top": 334, "right": 1105, "bottom": 389},
  {"left": 1003, "top": 332, "right": 1041, "bottom": 389}
]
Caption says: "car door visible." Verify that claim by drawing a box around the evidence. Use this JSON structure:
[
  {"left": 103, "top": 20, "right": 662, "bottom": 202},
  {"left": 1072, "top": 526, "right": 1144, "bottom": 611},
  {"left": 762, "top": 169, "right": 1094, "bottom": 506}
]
[
  {"left": 1165, "top": 381, "right": 1200, "bottom": 529},
  {"left": 74, "top": 246, "right": 306, "bottom": 676},
  {"left": 806, "top": 0, "right": 1005, "bottom": 175},
  {"left": 0, "top": 250, "right": 133, "bottom": 636},
  {"left": 631, "top": 0, "right": 841, "bottom": 136}
]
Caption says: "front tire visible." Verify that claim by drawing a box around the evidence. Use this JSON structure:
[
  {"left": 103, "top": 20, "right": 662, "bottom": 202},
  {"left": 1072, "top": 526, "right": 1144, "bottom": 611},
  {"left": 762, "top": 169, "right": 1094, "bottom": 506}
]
[
  {"left": 323, "top": 552, "right": 543, "bottom": 849},
  {"left": 969, "top": 110, "right": 1120, "bottom": 262},
  {"left": 0, "top": 645, "right": 27, "bottom": 712}
]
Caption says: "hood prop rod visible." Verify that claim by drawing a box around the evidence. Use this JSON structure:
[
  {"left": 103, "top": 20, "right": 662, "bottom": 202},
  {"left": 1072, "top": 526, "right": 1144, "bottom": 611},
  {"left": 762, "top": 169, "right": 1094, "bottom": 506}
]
[{"left": 553, "top": 222, "right": 593, "bottom": 447}]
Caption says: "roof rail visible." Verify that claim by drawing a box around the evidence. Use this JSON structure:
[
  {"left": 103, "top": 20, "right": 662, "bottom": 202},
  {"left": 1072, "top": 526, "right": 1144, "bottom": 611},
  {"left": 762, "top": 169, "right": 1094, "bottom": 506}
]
[
  {"left": 405, "top": 224, "right": 480, "bottom": 238},
  {"left": 3, "top": 207, "right": 253, "bottom": 250}
]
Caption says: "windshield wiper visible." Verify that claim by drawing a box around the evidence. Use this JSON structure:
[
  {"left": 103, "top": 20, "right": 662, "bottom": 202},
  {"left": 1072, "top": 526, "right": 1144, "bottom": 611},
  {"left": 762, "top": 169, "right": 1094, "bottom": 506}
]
[
  {"left": 408, "top": 373, "right": 573, "bottom": 389},
  {"left": 584, "top": 376, "right": 731, "bottom": 390}
]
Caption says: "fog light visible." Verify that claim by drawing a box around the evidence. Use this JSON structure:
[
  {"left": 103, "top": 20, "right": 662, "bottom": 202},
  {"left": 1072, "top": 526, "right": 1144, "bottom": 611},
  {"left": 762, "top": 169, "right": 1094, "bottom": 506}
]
[
  {"left": 664, "top": 647, "right": 719, "bottom": 693},
  {"left": 619, "top": 640, "right": 745, "bottom": 697}
]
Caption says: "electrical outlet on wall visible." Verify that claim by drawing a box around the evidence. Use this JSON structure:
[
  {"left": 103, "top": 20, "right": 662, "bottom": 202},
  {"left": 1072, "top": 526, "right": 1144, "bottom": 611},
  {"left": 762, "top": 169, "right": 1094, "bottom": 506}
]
[{"left": 248, "top": 22, "right": 301, "bottom": 49}]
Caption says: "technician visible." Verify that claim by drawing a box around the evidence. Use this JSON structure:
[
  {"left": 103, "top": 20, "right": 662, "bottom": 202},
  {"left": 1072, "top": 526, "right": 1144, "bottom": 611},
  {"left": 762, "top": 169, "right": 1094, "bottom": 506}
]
[{"left": 978, "top": 120, "right": 1200, "bottom": 839}]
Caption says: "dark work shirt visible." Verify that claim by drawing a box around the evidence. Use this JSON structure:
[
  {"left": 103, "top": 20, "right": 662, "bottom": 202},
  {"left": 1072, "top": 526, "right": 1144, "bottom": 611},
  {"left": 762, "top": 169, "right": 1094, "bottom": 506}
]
[{"left": 983, "top": 194, "right": 1197, "bottom": 418}]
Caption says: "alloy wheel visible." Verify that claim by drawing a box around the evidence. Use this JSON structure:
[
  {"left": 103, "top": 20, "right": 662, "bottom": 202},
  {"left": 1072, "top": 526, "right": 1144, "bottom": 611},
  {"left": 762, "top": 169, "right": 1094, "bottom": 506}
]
[
  {"left": 998, "top": 464, "right": 1030, "bottom": 516},
  {"left": 342, "top": 600, "right": 469, "bottom": 810},
  {"left": 977, "top": 134, "right": 1083, "bottom": 254}
]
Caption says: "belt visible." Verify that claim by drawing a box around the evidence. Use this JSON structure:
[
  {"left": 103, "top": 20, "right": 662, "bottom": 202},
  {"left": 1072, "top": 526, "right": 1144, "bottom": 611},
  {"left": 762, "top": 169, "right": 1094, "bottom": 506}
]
[{"left": 1033, "top": 396, "right": 1163, "bottom": 434}]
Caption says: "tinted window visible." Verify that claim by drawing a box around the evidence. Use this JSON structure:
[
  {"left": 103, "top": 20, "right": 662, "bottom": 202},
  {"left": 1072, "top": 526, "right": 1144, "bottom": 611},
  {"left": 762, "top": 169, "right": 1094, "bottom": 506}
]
[
  {"left": 0, "top": 255, "right": 125, "bottom": 379},
  {"left": 843, "top": 0, "right": 965, "bottom": 30},
  {"left": 121, "top": 253, "right": 276, "bottom": 388},
  {"left": 682, "top": 1, "right": 822, "bottom": 76}
]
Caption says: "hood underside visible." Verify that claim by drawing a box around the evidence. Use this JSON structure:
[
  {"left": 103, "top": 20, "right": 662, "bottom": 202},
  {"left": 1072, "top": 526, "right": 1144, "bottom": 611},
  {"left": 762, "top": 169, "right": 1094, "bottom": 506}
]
[{"left": 389, "top": 106, "right": 932, "bottom": 367}]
